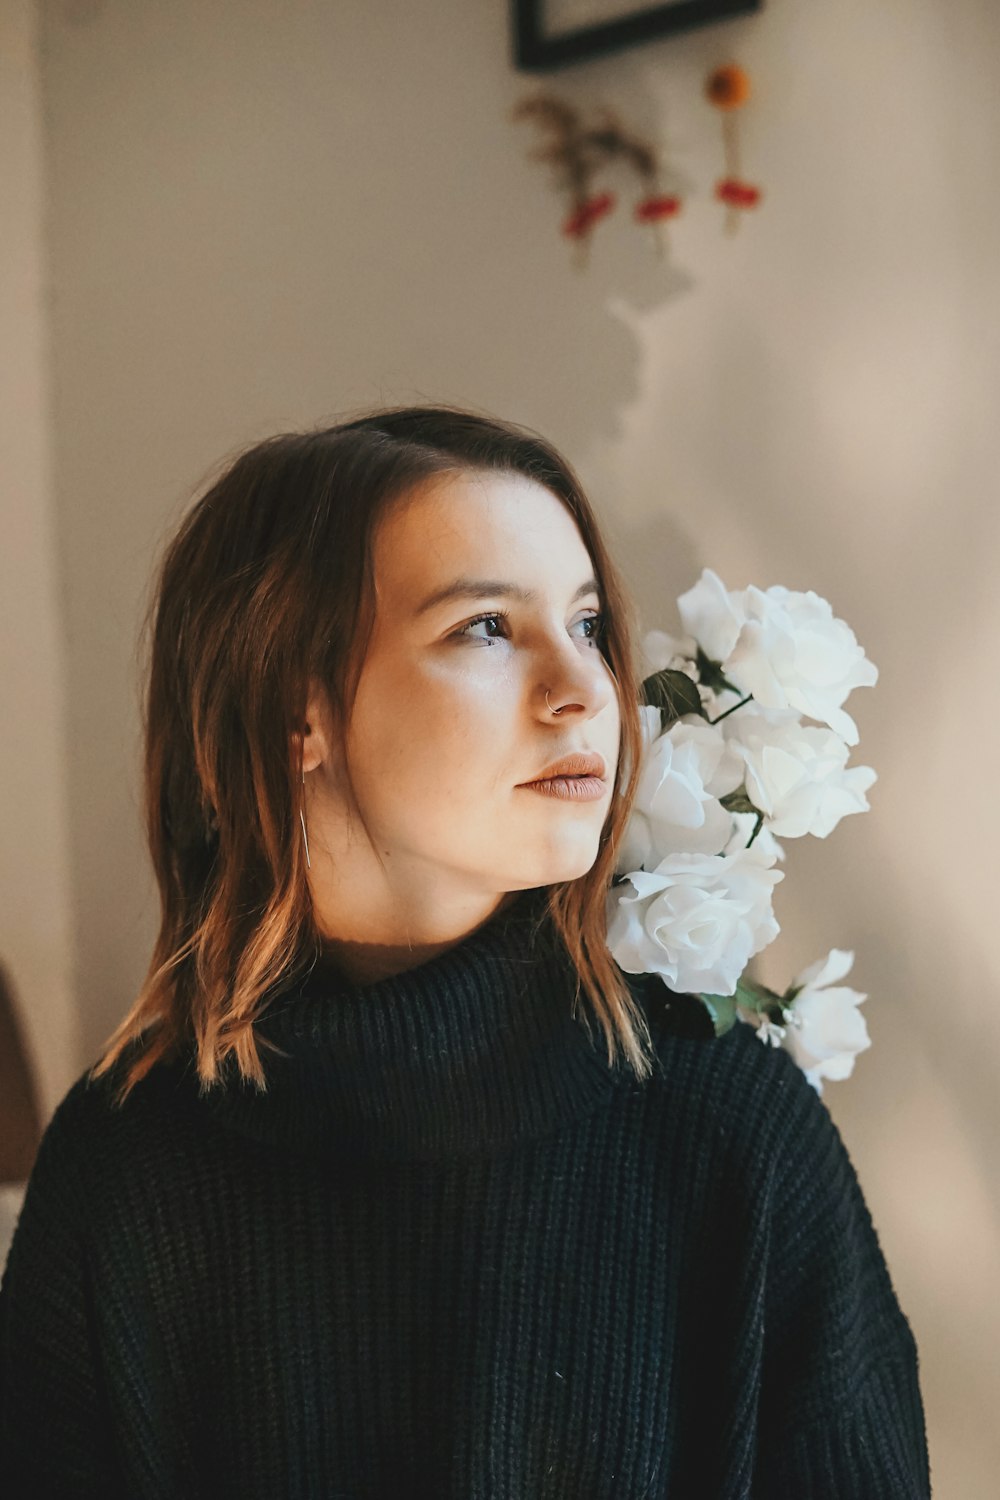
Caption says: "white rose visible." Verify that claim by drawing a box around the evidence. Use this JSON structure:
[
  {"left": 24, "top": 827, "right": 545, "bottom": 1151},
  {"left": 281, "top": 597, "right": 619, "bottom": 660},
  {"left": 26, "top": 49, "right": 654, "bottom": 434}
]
[
  {"left": 615, "top": 707, "right": 665, "bottom": 873},
  {"left": 720, "top": 703, "right": 878, "bottom": 838},
  {"left": 703, "top": 683, "right": 746, "bottom": 720},
  {"left": 640, "top": 628, "right": 700, "bottom": 679},
  {"left": 639, "top": 628, "right": 723, "bottom": 723},
  {"left": 723, "top": 810, "right": 785, "bottom": 864},
  {"left": 627, "top": 717, "right": 745, "bottom": 865},
  {"left": 724, "top": 584, "right": 878, "bottom": 748},
  {"left": 676, "top": 569, "right": 878, "bottom": 747},
  {"left": 614, "top": 818, "right": 656, "bottom": 879},
  {"left": 618, "top": 705, "right": 664, "bottom": 789},
  {"left": 638, "top": 703, "right": 664, "bottom": 751},
  {"left": 606, "top": 843, "right": 784, "bottom": 997},
  {"left": 676, "top": 568, "right": 747, "bottom": 664},
  {"left": 615, "top": 715, "right": 746, "bottom": 874},
  {"left": 780, "top": 948, "right": 871, "bottom": 1093}
]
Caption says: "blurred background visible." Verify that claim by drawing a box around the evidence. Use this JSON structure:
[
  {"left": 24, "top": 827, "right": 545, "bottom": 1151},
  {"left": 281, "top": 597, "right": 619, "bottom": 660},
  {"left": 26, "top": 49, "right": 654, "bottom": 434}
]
[{"left": 2, "top": 0, "right": 998, "bottom": 1492}]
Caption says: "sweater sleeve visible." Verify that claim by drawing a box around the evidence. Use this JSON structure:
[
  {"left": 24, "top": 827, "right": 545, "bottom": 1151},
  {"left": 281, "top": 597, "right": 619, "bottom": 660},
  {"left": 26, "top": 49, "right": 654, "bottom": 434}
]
[
  {"left": 0, "top": 1087, "right": 125, "bottom": 1497},
  {"left": 752, "top": 1051, "right": 932, "bottom": 1498}
]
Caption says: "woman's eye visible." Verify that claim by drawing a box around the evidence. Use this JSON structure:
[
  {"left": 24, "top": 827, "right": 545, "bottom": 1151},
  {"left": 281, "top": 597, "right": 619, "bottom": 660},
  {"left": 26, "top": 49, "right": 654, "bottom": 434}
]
[
  {"left": 455, "top": 610, "right": 605, "bottom": 644},
  {"left": 456, "top": 612, "right": 508, "bottom": 642}
]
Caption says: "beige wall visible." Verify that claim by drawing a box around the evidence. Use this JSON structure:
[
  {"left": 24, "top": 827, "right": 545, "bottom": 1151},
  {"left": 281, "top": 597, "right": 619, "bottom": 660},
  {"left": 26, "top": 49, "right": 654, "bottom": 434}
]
[
  {"left": 7, "top": 0, "right": 999, "bottom": 1490},
  {"left": 0, "top": 0, "right": 76, "bottom": 1122}
]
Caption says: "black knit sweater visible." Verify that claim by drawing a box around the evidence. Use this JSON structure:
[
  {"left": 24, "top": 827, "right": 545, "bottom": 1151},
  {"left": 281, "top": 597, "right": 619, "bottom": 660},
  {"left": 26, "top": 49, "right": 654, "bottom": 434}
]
[{"left": 0, "top": 887, "right": 930, "bottom": 1498}]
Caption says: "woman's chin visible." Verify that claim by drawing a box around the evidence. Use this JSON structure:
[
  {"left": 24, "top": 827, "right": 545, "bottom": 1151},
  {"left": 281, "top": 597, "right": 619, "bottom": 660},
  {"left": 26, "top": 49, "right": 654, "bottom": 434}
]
[{"left": 518, "top": 843, "right": 602, "bottom": 887}]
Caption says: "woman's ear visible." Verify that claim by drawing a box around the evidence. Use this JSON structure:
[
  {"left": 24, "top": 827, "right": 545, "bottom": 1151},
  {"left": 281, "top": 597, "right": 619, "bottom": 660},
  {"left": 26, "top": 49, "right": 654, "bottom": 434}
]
[{"left": 294, "top": 678, "right": 335, "bottom": 775}]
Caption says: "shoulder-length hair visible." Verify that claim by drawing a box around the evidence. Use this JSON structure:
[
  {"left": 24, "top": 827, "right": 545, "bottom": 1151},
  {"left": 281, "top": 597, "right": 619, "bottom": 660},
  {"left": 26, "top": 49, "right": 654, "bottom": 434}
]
[{"left": 89, "top": 402, "right": 657, "bottom": 1107}]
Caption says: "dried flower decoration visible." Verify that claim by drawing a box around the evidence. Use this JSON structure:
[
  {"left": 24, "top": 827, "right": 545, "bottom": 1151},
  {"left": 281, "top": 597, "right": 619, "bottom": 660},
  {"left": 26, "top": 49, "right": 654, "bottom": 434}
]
[
  {"left": 705, "top": 62, "right": 751, "bottom": 109},
  {"left": 705, "top": 63, "right": 762, "bottom": 234},
  {"left": 562, "top": 190, "right": 617, "bottom": 241},
  {"left": 511, "top": 94, "right": 681, "bottom": 270}
]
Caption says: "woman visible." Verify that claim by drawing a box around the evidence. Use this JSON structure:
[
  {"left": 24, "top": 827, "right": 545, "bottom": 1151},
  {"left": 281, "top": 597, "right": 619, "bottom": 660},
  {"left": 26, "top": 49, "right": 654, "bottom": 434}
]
[{"left": 0, "top": 404, "right": 930, "bottom": 1497}]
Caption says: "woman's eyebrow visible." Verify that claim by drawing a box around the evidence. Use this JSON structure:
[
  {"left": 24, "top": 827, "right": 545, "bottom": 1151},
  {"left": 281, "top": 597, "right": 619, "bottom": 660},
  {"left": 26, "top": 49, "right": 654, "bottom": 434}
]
[{"left": 415, "top": 576, "right": 601, "bottom": 616}]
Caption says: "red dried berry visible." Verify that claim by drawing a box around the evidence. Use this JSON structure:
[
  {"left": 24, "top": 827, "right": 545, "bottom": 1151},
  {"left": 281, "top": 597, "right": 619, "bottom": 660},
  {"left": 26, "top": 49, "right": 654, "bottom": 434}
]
[
  {"left": 562, "top": 191, "right": 616, "bottom": 237},
  {"left": 715, "top": 178, "right": 761, "bottom": 208},
  {"left": 635, "top": 195, "right": 681, "bottom": 222}
]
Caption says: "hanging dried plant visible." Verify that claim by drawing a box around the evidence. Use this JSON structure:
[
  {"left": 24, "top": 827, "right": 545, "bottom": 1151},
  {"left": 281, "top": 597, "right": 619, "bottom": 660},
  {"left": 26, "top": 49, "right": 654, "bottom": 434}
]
[
  {"left": 705, "top": 62, "right": 752, "bottom": 110},
  {"left": 511, "top": 94, "right": 681, "bottom": 269},
  {"left": 705, "top": 63, "right": 762, "bottom": 234}
]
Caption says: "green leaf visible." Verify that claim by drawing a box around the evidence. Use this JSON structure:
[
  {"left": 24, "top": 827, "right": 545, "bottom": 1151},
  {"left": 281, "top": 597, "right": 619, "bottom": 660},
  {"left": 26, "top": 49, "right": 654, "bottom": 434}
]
[
  {"left": 718, "top": 790, "right": 765, "bottom": 848},
  {"left": 698, "top": 990, "right": 741, "bottom": 1035},
  {"left": 719, "top": 789, "right": 758, "bottom": 817},
  {"left": 700, "top": 976, "right": 788, "bottom": 1036},
  {"left": 734, "top": 976, "right": 783, "bottom": 1010},
  {"left": 640, "top": 668, "right": 704, "bottom": 730},
  {"left": 694, "top": 646, "right": 743, "bottom": 698}
]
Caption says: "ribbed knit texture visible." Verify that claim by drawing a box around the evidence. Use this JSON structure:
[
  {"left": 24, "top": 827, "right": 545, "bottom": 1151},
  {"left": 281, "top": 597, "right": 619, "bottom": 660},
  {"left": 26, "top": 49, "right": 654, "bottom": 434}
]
[{"left": 0, "top": 886, "right": 931, "bottom": 1498}]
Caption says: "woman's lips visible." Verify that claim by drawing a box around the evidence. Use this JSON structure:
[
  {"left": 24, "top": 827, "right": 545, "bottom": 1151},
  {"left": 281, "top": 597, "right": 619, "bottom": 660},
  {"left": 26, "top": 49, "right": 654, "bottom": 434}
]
[{"left": 519, "top": 774, "right": 608, "bottom": 801}]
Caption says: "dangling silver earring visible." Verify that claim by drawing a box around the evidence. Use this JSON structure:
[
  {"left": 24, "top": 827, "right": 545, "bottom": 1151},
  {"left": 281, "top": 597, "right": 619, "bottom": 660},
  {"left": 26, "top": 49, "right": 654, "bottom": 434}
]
[{"left": 299, "top": 761, "right": 312, "bottom": 869}]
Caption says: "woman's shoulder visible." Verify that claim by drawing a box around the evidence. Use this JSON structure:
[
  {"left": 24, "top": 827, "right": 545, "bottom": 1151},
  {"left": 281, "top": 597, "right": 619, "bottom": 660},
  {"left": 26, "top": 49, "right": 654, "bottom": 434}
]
[
  {"left": 63, "top": 1036, "right": 194, "bottom": 1120},
  {"left": 27, "top": 1044, "right": 201, "bottom": 1192},
  {"left": 6, "top": 1045, "right": 221, "bottom": 1268},
  {"left": 627, "top": 975, "right": 896, "bottom": 1294},
  {"left": 626, "top": 971, "right": 838, "bottom": 1148}
]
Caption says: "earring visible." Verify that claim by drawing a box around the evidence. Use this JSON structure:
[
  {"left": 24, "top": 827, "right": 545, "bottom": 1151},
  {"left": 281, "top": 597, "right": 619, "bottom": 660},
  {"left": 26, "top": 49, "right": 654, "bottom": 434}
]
[{"left": 299, "top": 759, "right": 311, "bottom": 869}]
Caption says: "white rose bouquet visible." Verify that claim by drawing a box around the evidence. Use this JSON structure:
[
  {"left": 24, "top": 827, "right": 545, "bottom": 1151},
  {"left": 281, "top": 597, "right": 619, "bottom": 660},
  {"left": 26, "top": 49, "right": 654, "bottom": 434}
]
[{"left": 607, "top": 568, "right": 878, "bottom": 1094}]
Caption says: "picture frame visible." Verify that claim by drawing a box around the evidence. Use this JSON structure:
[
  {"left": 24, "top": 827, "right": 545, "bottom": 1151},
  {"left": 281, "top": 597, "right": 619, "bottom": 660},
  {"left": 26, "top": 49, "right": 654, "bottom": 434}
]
[{"left": 512, "top": 1, "right": 763, "bottom": 72}]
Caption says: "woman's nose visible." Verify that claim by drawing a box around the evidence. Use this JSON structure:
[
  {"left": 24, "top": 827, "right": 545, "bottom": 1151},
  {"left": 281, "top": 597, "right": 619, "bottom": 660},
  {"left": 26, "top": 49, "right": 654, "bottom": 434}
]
[{"left": 541, "top": 653, "right": 615, "bottom": 718}]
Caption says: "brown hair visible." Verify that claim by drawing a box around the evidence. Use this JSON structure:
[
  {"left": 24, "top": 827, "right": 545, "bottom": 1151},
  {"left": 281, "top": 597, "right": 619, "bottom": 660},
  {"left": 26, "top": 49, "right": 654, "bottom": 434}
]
[{"left": 88, "top": 401, "right": 656, "bottom": 1107}]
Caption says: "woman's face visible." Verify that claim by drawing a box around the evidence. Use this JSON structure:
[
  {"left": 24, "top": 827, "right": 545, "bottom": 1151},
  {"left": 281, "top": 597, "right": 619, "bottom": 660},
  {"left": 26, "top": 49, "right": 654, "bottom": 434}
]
[{"left": 300, "top": 468, "right": 621, "bottom": 935}]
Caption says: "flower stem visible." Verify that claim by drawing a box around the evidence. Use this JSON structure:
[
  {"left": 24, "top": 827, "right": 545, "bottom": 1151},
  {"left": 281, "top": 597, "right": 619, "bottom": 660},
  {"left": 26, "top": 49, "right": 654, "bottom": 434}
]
[{"left": 707, "top": 693, "right": 753, "bottom": 725}]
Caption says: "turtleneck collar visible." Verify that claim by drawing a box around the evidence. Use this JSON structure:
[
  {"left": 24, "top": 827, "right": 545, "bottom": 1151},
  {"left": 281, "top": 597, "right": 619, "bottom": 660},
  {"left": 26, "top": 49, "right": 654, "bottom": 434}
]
[{"left": 201, "top": 886, "right": 642, "bottom": 1161}]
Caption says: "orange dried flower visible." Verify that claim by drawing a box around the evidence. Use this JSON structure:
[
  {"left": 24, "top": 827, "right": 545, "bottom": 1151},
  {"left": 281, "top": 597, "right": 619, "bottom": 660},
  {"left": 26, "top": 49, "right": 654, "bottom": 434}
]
[{"left": 705, "top": 64, "right": 751, "bottom": 111}]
